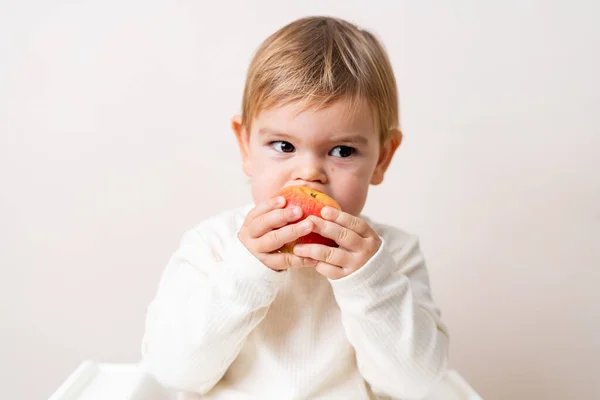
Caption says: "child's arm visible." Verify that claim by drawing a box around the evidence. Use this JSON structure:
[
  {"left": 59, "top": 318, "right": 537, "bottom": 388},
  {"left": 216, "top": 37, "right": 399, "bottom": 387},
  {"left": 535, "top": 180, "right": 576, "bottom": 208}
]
[
  {"left": 139, "top": 228, "right": 282, "bottom": 394},
  {"left": 295, "top": 209, "right": 449, "bottom": 398},
  {"left": 329, "top": 232, "right": 449, "bottom": 398},
  {"left": 140, "top": 198, "right": 311, "bottom": 394}
]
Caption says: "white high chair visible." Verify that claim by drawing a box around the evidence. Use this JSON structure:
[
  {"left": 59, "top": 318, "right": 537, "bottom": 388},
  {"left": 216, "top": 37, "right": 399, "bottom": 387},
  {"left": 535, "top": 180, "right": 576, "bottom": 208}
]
[{"left": 49, "top": 360, "right": 483, "bottom": 400}]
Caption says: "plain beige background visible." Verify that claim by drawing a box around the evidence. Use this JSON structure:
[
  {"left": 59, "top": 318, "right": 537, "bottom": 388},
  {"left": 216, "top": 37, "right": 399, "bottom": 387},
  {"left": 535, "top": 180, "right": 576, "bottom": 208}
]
[{"left": 1, "top": 1, "right": 599, "bottom": 399}]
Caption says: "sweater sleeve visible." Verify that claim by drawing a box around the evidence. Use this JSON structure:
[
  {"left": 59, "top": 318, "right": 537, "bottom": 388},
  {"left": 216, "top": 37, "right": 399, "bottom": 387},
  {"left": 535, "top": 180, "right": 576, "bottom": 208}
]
[
  {"left": 329, "top": 232, "right": 449, "bottom": 399},
  {"left": 139, "top": 227, "right": 286, "bottom": 394}
]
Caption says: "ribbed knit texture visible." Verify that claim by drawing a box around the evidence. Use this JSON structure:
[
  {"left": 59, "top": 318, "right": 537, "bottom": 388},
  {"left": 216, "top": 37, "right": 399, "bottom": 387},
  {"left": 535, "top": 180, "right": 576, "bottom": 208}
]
[{"left": 140, "top": 205, "right": 449, "bottom": 399}]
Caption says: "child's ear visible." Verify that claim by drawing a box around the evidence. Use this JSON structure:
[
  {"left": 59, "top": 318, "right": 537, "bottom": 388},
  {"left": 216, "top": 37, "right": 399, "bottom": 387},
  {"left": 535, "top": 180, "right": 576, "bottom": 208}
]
[
  {"left": 232, "top": 115, "right": 252, "bottom": 177},
  {"left": 371, "top": 128, "right": 402, "bottom": 185}
]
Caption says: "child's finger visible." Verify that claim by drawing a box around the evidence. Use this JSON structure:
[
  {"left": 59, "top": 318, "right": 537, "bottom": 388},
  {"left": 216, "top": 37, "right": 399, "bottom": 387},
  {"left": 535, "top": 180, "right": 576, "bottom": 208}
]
[
  {"left": 307, "top": 216, "right": 363, "bottom": 251},
  {"left": 257, "top": 219, "right": 313, "bottom": 253},
  {"left": 314, "top": 262, "right": 346, "bottom": 280},
  {"left": 320, "top": 207, "right": 374, "bottom": 238},
  {"left": 245, "top": 196, "right": 286, "bottom": 225},
  {"left": 265, "top": 252, "right": 318, "bottom": 270},
  {"left": 248, "top": 206, "right": 302, "bottom": 238},
  {"left": 292, "top": 243, "right": 349, "bottom": 268}
]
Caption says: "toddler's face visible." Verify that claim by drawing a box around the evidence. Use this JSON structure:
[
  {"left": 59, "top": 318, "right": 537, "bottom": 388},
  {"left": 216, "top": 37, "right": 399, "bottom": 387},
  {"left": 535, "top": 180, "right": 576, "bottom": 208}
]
[{"left": 233, "top": 98, "right": 400, "bottom": 216}]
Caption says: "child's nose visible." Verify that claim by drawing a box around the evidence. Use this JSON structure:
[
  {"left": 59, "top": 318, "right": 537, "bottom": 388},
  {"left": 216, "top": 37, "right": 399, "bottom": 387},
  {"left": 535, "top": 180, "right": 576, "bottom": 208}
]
[{"left": 294, "top": 155, "right": 327, "bottom": 184}]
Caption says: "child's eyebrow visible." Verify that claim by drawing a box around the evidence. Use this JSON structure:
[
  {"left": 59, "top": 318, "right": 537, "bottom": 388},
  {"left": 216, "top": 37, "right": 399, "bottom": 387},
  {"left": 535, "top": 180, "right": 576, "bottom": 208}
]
[
  {"left": 258, "top": 128, "right": 294, "bottom": 140},
  {"left": 328, "top": 135, "right": 369, "bottom": 145},
  {"left": 258, "top": 128, "right": 369, "bottom": 145}
]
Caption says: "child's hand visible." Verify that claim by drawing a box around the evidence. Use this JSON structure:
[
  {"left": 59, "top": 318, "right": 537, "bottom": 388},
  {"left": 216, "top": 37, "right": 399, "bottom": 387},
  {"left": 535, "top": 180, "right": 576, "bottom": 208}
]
[
  {"left": 238, "top": 196, "right": 317, "bottom": 271},
  {"left": 292, "top": 207, "right": 381, "bottom": 280}
]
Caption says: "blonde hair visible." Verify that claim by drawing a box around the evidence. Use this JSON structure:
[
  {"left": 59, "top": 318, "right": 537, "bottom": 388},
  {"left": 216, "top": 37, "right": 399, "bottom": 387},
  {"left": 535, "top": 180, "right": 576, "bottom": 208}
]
[{"left": 241, "top": 16, "right": 400, "bottom": 143}]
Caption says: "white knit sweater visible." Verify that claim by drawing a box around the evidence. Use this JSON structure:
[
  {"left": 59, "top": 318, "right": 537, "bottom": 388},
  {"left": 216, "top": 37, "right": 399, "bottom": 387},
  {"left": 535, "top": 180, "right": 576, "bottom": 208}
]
[{"left": 140, "top": 205, "right": 449, "bottom": 399}]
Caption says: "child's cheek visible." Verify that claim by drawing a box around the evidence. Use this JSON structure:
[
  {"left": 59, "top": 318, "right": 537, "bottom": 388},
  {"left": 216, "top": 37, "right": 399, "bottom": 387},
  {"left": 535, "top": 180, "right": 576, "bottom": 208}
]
[{"left": 330, "top": 158, "right": 368, "bottom": 178}]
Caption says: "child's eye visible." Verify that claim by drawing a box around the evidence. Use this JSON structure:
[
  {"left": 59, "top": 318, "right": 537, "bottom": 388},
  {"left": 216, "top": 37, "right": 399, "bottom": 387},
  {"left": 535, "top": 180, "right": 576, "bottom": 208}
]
[
  {"left": 329, "top": 145, "right": 356, "bottom": 158},
  {"left": 271, "top": 141, "right": 295, "bottom": 153}
]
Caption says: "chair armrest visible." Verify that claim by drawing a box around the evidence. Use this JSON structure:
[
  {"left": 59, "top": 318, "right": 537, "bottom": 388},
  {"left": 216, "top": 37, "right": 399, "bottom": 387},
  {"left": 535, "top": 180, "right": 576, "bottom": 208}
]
[{"left": 50, "top": 361, "right": 483, "bottom": 400}]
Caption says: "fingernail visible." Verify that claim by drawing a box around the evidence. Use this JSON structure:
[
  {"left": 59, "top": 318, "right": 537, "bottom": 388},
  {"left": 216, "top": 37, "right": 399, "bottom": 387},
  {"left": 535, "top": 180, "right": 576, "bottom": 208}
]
[
  {"left": 292, "top": 207, "right": 302, "bottom": 217},
  {"left": 300, "top": 220, "right": 312, "bottom": 230},
  {"left": 292, "top": 245, "right": 303, "bottom": 254},
  {"left": 276, "top": 196, "right": 286, "bottom": 206},
  {"left": 322, "top": 207, "right": 334, "bottom": 218}
]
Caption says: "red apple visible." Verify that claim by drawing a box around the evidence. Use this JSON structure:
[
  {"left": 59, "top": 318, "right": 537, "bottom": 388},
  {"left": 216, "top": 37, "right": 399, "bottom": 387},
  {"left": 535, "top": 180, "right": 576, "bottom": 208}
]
[{"left": 277, "top": 186, "right": 342, "bottom": 253}]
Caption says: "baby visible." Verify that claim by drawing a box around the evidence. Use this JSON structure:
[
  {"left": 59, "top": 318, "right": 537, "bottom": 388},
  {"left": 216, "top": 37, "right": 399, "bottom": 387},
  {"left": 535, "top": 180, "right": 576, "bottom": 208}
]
[{"left": 141, "top": 16, "right": 449, "bottom": 400}]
